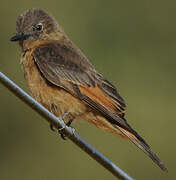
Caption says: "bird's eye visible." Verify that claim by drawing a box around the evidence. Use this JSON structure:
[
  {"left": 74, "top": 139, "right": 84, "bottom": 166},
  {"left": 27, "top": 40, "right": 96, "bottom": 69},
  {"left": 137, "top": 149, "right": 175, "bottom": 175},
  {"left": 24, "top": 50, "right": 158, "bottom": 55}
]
[
  {"left": 36, "top": 23, "right": 43, "bottom": 31},
  {"left": 33, "top": 23, "right": 43, "bottom": 31}
]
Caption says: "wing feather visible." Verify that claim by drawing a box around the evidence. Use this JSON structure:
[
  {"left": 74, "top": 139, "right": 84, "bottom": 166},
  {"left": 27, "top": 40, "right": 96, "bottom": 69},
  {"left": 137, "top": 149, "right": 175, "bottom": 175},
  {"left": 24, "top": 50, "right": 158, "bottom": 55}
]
[{"left": 33, "top": 42, "right": 126, "bottom": 111}]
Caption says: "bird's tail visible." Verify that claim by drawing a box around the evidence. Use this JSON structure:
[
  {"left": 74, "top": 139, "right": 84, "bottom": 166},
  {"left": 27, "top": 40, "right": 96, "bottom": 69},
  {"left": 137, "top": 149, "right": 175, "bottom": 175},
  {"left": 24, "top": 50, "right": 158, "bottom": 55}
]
[{"left": 115, "top": 125, "right": 168, "bottom": 172}]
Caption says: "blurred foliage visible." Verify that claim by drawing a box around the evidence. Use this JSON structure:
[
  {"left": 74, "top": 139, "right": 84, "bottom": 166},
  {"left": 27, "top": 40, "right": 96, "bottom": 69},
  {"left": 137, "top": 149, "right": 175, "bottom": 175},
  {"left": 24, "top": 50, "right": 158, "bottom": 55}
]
[{"left": 0, "top": 0, "right": 175, "bottom": 179}]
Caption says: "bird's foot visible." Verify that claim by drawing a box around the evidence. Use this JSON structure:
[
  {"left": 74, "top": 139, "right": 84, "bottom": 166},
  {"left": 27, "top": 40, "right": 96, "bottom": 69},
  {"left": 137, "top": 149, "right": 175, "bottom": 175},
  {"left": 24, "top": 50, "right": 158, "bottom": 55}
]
[
  {"left": 57, "top": 111, "right": 73, "bottom": 140},
  {"left": 49, "top": 111, "right": 70, "bottom": 132},
  {"left": 49, "top": 111, "right": 74, "bottom": 140}
]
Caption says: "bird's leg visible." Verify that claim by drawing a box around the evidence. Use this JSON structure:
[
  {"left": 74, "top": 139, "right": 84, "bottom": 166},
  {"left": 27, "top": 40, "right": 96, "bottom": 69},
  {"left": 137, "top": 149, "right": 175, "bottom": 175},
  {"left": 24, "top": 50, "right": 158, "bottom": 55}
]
[
  {"left": 49, "top": 111, "right": 74, "bottom": 140},
  {"left": 61, "top": 118, "right": 75, "bottom": 139},
  {"left": 66, "top": 119, "right": 73, "bottom": 127},
  {"left": 49, "top": 111, "right": 70, "bottom": 132},
  {"left": 57, "top": 111, "right": 73, "bottom": 140}
]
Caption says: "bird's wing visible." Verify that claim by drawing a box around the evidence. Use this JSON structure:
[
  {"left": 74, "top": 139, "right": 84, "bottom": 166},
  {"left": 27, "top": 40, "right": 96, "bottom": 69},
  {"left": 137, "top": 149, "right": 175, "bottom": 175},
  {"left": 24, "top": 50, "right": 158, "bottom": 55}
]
[
  {"left": 32, "top": 42, "right": 167, "bottom": 171},
  {"left": 33, "top": 43, "right": 126, "bottom": 115},
  {"left": 34, "top": 43, "right": 130, "bottom": 120}
]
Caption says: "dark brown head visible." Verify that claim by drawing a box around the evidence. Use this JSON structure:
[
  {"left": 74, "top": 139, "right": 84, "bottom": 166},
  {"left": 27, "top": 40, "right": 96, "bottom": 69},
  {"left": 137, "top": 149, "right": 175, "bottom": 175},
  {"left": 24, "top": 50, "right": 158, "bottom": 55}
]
[{"left": 10, "top": 9, "right": 65, "bottom": 50}]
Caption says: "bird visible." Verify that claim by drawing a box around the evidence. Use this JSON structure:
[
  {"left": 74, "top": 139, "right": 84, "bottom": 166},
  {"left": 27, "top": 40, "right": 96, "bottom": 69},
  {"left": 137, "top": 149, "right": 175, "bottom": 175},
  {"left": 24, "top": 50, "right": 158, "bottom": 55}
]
[{"left": 10, "top": 8, "right": 167, "bottom": 171}]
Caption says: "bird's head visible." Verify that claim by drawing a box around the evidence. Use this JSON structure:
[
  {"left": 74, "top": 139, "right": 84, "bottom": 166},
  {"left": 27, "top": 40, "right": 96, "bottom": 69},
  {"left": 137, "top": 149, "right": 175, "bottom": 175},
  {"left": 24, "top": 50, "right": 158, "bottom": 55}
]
[{"left": 10, "top": 8, "right": 64, "bottom": 50}]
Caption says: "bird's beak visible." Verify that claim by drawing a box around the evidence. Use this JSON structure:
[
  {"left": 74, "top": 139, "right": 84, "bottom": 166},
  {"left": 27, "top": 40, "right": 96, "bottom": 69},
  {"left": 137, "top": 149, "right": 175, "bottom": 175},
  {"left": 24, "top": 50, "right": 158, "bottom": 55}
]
[{"left": 10, "top": 33, "right": 31, "bottom": 42}]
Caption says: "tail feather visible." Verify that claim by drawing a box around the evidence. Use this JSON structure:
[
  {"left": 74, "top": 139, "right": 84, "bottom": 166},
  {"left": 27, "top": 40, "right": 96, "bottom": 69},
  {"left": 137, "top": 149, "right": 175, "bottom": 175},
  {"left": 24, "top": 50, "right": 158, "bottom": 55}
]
[{"left": 117, "top": 126, "right": 168, "bottom": 172}]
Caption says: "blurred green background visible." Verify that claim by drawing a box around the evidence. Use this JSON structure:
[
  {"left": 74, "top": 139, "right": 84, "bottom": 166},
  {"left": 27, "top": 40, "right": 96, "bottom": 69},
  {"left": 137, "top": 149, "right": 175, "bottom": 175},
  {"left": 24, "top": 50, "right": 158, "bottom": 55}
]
[{"left": 0, "top": 0, "right": 175, "bottom": 179}]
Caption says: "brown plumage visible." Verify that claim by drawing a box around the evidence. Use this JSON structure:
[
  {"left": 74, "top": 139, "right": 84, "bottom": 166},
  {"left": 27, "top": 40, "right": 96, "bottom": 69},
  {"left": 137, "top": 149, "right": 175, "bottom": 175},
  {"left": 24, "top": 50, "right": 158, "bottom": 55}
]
[{"left": 10, "top": 8, "right": 167, "bottom": 171}]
